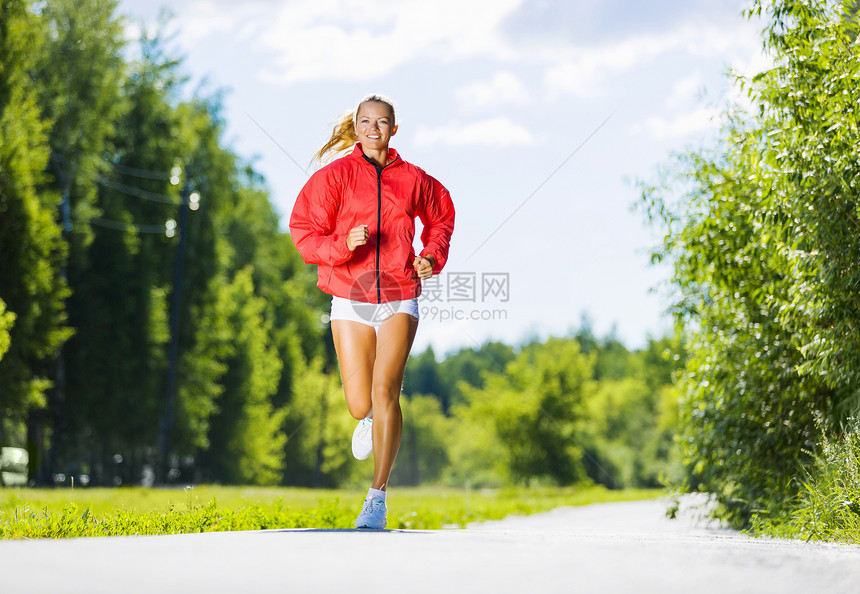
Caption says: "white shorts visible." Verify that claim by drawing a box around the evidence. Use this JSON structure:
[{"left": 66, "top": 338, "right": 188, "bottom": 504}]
[{"left": 329, "top": 296, "right": 419, "bottom": 328}]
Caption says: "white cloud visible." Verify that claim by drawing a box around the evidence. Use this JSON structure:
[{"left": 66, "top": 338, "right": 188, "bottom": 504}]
[
  {"left": 543, "top": 21, "right": 760, "bottom": 99},
  {"left": 544, "top": 35, "right": 678, "bottom": 98},
  {"left": 636, "top": 106, "right": 722, "bottom": 140},
  {"left": 171, "top": 1, "right": 270, "bottom": 44},
  {"left": 666, "top": 71, "right": 705, "bottom": 109},
  {"left": 165, "top": 0, "right": 764, "bottom": 105},
  {"left": 190, "top": 0, "right": 526, "bottom": 85},
  {"left": 455, "top": 71, "right": 530, "bottom": 109},
  {"left": 413, "top": 117, "right": 537, "bottom": 148}
]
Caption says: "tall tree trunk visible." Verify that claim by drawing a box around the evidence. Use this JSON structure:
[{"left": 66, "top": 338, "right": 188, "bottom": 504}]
[
  {"left": 26, "top": 416, "right": 47, "bottom": 485},
  {"left": 312, "top": 387, "right": 328, "bottom": 488},
  {"left": 407, "top": 400, "right": 420, "bottom": 485}
]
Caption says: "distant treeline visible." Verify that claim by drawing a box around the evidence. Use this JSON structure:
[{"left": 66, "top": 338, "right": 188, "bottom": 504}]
[{"left": 397, "top": 328, "right": 683, "bottom": 489}]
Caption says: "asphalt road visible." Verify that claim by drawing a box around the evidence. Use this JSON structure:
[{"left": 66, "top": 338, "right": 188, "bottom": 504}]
[{"left": 3, "top": 497, "right": 860, "bottom": 593}]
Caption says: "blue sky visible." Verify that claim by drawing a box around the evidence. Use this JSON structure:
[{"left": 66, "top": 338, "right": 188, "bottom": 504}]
[{"left": 119, "top": 0, "right": 769, "bottom": 356}]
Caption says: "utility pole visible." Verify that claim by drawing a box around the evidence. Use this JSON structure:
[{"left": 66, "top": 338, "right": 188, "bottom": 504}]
[
  {"left": 40, "top": 161, "right": 74, "bottom": 487},
  {"left": 158, "top": 178, "right": 191, "bottom": 483},
  {"left": 49, "top": 179, "right": 72, "bottom": 483}
]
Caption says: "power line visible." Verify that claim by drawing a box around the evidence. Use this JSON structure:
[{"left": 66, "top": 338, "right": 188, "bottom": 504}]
[
  {"left": 466, "top": 109, "right": 616, "bottom": 262},
  {"left": 97, "top": 177, "right": 181, "bottom": 205},
  {"left": 110, "top": 161, "right": 175, "bottom": 181},
  {"left": 88, "top": 216, "right": 170, "bottom": 234},
  {"left": 81, "top": 174, "right": 182, "bottom": 235}
]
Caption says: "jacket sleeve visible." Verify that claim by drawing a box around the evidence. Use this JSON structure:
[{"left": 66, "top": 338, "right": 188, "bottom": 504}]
[
  {"left": 418, "top": 175, "right": 455, "bottom": 274},
  {"left": 289, "top": 169, "right": 355, "bottom": 266}
]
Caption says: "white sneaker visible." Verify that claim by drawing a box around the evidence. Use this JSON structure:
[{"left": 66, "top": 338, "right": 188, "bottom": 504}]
[
  {"left": 351, "top": 417, "right": 373, "bottom": 460},
  {"left": 355, "top": 496, "right": 387, "bottom": 529}
]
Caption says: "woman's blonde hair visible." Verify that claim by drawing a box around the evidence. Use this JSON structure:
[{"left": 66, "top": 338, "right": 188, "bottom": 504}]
[{"left": 313, "top": 94, "right": 396, "bottom": 164}]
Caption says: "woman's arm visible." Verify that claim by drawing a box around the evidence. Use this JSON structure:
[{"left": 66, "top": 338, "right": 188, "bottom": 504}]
[
  {"left": 418, "top": 175, "right": 455, "bottom": 273},
  {"left": 289, "top": 171, "right": 355, "bottom": 266}
]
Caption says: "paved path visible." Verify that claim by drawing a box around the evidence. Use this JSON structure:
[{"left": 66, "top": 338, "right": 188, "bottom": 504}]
[{"left": 3, "top": 498, "right": 860, "bottom": 593}]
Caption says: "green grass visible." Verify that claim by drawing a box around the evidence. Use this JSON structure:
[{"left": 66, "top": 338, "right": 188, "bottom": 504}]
[
  {"left": 749, "top": 429, "right": 860, "bottom": 545},
  {"left": 0, "top": 484, "right": 664, "bottom": 539}
]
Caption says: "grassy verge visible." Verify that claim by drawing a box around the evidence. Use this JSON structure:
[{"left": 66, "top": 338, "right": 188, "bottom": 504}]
[
  {"left": 0, "top": 484, "right": 664, "bottom": 539},
  {"left": 749, "top": 429, "right": 860, "bottom": 545}
]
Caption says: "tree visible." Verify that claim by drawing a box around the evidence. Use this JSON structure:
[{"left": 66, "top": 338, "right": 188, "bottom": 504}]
[
  {"left": 197, "top": 268, "right": 285, "bottom": 485},
  {"left": 171, "top": 275, "right": 230, "bottom": 458},
  {"left": 404, "top": 341, "right": 516, "bottom": 413},
  {"left": 0, "top": 0, "right": 71, "bottom": 421},
  {"left": 456, "top": 338, "right": 594, "bottom": 485},
  {"left": 0, "top": 2, "right": 333, "bottom": 487},
  {"left": 0, "top": 300, "right": 13, "bottom": 363},
  {"left": 282, "top": 355, "right": 358, "bottom": 487},
  {"left": 59, "top": 23, "right": 184, "bottom": 482},
  {"left": 33, "top": 0, "right": 129, "bottom": 481},
  {"left": 403, "top": 347, "right": 446, "bottom": 406},
  {"left": 393, "top": 394, "right": 453, "bottom": 485},
  {"left": 37, "top": 0, "right": 126, "bottom": 242}
]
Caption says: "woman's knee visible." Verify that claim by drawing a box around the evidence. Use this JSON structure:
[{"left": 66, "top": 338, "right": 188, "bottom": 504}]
[
  {"left": 343, "top": 387, "right": 372, "bottom": 419},
  {"left": 345, "top": 400, "right": 372, "bottom": 420},
  {"left": 371, "top": 379, "right": 401, "bottom": 407}
]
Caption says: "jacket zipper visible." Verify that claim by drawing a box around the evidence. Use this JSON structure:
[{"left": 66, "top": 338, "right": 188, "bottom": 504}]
[
  {"left": 364, "top": 154, "right": 398, "bottom": 304},
  {"left": 375, "top": 165, "right": 382, "bottom": 304}
]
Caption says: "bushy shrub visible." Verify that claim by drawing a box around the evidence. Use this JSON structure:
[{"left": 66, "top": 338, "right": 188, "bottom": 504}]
[{"left": 641, "top": 0, "right": 860, "bottom": 526}]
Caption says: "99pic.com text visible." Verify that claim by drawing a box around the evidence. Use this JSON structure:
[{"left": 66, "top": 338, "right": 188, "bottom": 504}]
[{"left": 420, "top": 305, "right": 508, "bottom": 323}]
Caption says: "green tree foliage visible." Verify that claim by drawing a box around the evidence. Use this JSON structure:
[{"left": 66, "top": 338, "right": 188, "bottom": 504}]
[
  {"left": 60, "top": 24, "right": 183, "bottom": 476},
  {"left": 198, "top": 268, "right": 284, "bottom": 485},
  {"left": 0, "top": 299, "right": 14, "bottom": 362},
  {"left": 0, "top": 0, "right": 331, "bottom": 485},
  {"left": 0, "top": 0, "right": 71, "bottom": 416},
  {"left": 580, "top": 336, "right": 685, "bottom": 489},
  {"left": 404, "top": 348, "right": 446, "bottom": 407},
  {"left": 404, "top": 341, "right": 515, "bottom": 411},
  {"left": 33, "top": 0, "right": 128, "bottom": 477},
  {"left": 641, "top": 0, "right": 860, "bottom": 526},
  {"left": 173, "top": 280, "right": 231, "bottom": 457},
  {"left": 282, "top": 355, "right": 358, "bottom": 487},
  {"left": 455, "top": 338, "right": 594, "bottom": 485},
  {"left": 412, "top": 332, "right": 683, "bottom": 489},
  {"left": 393, "top": 394, "right": 453, "bottom": 485},
  {"left": 37, "top": 0, "right": 126, "bottom": 241}
]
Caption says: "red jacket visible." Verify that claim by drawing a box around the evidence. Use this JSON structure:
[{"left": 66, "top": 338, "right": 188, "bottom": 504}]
[{"left": 289, "top": 145, "right": 455, "bottom": 304}]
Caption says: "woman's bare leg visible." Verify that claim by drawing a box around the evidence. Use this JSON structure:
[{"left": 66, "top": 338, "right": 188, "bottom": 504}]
[
  {"left": 331, "top": 320, "right": 377, "bottom": 420},
  {"left": 370, "top": 313, "right": 419, "bottom": 490}
]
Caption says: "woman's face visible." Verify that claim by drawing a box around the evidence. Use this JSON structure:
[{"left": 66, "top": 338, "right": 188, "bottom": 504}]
[{"left": 354, "top": 101, "right": 397, "bottom": 150}]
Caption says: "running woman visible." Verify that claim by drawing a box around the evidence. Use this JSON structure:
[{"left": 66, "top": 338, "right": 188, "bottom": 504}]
[{"left": 289, "top": 94, "right": 455, "bottom": 529}]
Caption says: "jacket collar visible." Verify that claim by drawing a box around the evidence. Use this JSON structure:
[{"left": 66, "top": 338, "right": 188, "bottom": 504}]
[{"left": 351, "top": 143, "right": 401, "bottom": 167}]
